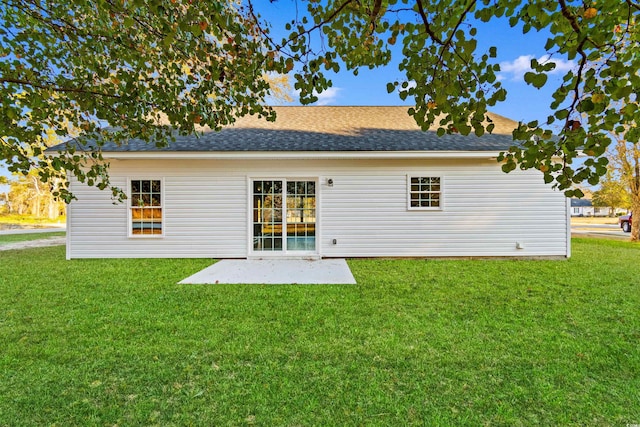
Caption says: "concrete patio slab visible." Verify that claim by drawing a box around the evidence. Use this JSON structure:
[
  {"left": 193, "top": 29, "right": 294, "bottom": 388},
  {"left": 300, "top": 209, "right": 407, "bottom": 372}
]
[{"left": 179, "top": 259, "right": 356, "bottom": 285}]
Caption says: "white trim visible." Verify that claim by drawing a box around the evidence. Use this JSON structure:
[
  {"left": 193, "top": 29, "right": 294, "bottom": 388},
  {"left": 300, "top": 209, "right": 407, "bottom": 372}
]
[
  {"left": 127, "top": 177, "right": 165, "bottom": 239},
  {"left": 66, "top": 196, "right": 71, "bottom": 260},
  {"left": 245, "top": 176, "right": 252, "bottom": 258},
  {"left": 407, "top": 175, "right": 444, "bottom": 211},
  {"left": 317, "top": 176, "right": 325, "bottom": 258},
  {"left": 104, "top": 150, "right": 503, "bottom": 161},
  {"left": 566, "top": 196, "right": 572, "bottom": 258}
]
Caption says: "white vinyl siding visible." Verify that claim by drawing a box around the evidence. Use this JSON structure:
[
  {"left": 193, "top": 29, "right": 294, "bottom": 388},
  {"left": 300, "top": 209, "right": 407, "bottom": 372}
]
[
  {"left": 66, "top": 157, "right": 569, "bottom": 259},
  {"left": 322, "top": 168, "right": 567, "bottom": 257}
]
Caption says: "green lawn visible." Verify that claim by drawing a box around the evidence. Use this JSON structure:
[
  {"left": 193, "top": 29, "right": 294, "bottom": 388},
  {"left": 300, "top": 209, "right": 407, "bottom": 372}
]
[
  {"left": 1, "top": 239, "right": 639, "bottom": 426},
  {"left": 0, "top": 231, "right": 65, "bottom": 245}
]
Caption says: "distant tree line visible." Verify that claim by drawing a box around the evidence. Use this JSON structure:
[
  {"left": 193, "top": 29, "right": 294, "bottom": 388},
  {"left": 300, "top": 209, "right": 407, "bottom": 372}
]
[{"left": 0, "top": 172, "right": 65, "bottom": 219}]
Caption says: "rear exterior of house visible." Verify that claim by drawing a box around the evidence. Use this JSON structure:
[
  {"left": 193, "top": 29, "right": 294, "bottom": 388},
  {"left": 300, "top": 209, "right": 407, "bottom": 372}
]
[{"left": 59, "top": 107, "right": 571, "bottom": 259}]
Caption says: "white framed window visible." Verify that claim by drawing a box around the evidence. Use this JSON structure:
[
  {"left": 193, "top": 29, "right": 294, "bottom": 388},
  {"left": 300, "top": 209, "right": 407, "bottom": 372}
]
[
  {"left": 408, "top": 176, "right": 442, "bottom": 210},
  {"left": 129, "top": 178, "right": 163, "bottom": 237}
]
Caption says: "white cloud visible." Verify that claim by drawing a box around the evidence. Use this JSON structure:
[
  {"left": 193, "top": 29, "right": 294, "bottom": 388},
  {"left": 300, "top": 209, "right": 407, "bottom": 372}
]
[
  {"left": 499, "top": 55, "right": 535, "bottom": 78},
  {"left": 541, "top": 55, "right": 575, "bottom": 73},
  {"left": 498, "top": 54, "right": 575, "bottom": 81},
  {"left": 313, "top": 87, "right": 341, "bottom": 106},
  {"left": 291, "top": 87, "right": 342, "bottom": 106},
  {"left": 399, "top": 80, "right": 417, "bottom": 92}
]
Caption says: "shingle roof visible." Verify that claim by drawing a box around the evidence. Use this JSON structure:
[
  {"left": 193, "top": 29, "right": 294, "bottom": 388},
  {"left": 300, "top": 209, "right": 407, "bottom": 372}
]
[{"left": 55, "top": 106, "right": 522, "bottom": 153}]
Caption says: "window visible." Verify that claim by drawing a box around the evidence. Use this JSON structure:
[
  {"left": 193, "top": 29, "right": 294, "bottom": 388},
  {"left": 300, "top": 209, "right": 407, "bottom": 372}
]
[
  {"left": 408, "top": 176, "right": 441, "bottom": 209},
  {"left": 285, "top": 180, "right": 316, "bottom": 251},
  {"left": 252, "top": 180, "right": 283, "bottom": 251},
  {"left": 130, "top": 179, "right": 163, "bottom": 236}
]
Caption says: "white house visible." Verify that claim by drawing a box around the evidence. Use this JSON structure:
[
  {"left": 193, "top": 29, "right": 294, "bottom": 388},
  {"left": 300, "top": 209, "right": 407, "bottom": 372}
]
[
  {"left": 570, "top": 198, "right": 623, "bottom": 217},
  {"left": 570, "top": 199, "right": 596, "bottom": 217},
  {"left": 52, "top": 106, "right": 570, "bottom": 259}
]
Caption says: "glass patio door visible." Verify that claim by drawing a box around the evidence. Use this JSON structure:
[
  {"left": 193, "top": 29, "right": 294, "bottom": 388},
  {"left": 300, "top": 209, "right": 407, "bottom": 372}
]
[
  {"left": 285, "top": 180, "right": 316, "bottom": 251},
  {"left": 252, "top": 179, "right": 316, "bottom": 254}
]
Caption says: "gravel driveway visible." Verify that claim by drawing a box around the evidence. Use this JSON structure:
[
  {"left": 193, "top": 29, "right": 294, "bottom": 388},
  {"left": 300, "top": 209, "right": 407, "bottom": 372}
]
[{"left": 0, "top": 236, "right": 66, "bottom": 251}]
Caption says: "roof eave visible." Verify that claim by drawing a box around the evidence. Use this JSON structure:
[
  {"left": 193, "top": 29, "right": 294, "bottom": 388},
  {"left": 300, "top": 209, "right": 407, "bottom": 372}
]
[{"left": 102, "top": 150, "right": 505, "bottom": 160}]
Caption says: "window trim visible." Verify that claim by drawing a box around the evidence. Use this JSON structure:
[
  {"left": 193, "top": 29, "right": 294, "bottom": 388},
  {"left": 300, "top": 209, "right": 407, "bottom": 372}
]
[
  {"left": 407, "top": 175, "right": 443, "bottom": 211},
  {"left": 127, "top": 177, "right": 165, "bottom": 238}
]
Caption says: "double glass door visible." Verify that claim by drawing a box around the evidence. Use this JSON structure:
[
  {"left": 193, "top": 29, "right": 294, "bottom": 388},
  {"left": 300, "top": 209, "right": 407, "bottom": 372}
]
[{"left": 252, "top": 179, "right": 316, "bottom": 253}]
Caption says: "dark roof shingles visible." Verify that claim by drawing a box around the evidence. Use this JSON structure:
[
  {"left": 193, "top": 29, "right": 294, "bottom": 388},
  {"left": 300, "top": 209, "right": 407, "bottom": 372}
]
[{"left": 57, "top": 106, "right": 521, "bottom": 153}]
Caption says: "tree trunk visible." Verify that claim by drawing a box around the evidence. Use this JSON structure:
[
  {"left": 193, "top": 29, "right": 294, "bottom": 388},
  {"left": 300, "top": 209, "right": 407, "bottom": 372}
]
[
  {"left": 47, "top": 194, "right": 61, "bottom": 220},
  {"left": 32, "top": 198, "right": 41, "bottom": 218},
  {"left": 630, "top": 196, "right": 640, "bottom": 242},
  {"left": 48, "top": 199, "right": 57, "bottom": 220}
]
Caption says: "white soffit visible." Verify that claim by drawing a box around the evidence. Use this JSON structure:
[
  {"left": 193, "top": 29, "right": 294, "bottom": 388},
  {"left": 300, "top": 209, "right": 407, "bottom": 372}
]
[{"left": 104, "top": 150, "right": 503, "bottom": 160}]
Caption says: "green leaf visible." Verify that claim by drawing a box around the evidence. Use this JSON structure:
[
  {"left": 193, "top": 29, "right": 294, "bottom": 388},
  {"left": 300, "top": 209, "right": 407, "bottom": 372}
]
[
  {"left": 191, "top": 24, "right": 202, "bottom": 37},
  {"left": 578, "top": 99, "right": 594, "bottom": 112},
  {"left": 524, "top": 72, "right": 548, "bottom": 89},
  {"left": 555, "top": 109, "right": 569, "bottom": 120}
]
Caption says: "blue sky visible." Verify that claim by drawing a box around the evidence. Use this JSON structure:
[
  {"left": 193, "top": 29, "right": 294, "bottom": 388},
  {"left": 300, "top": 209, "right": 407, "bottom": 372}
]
[
  {"left": 1, "top": 2, "right": 574, "bottom": 191},
  {"left": 257, "top": 1, "right": 573, "bottom": 125}
]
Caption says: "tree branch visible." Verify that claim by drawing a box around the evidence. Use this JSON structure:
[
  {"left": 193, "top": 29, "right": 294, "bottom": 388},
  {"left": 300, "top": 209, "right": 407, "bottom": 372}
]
[
  {"left": 442, "top": 0, "right": 477, "bottom": 51},
  {"left": 557, "top": 0, "right": 581, "bottom": 35},
  {"left": 248, "top": 0, "right": 357, "bottom": 52},
  {"left": 104, "top": 0, "right": 167, "bottom": 39},
  {"left": 557, "top": 0, "right": 590, "bottom": 126},
  {"left": 625, "top": 0, "right": 640, "bottom": 11},
  {"left": 415, "top": 0, "right": 444, "bottom": 45},
  {"left": 438, "top": 0, "right": 479, "bottom": 84},
  {"left": 368, "top": 0, "right": 382, "bottom": 34},
  {"left": 0, "top": 78, "right": 123, "bottom": 99}
]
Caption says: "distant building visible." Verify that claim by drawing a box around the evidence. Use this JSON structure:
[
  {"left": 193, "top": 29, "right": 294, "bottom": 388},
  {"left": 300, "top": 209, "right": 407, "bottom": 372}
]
[{"left": 570, "top": 198, "right": 625, "bottom": 217}]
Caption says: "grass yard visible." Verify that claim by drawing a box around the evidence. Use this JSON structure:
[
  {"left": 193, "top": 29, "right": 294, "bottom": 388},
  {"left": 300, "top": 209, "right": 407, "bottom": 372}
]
[
  {"left": 0, "top": 231, "right": 65, "bottom": 245},
  {"left": 1, "top": 239, "right": 639, "bottom": 426}
]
